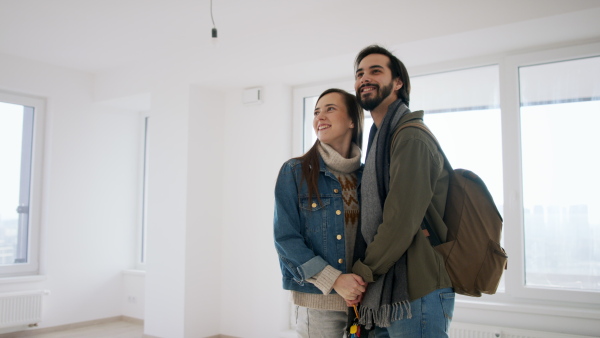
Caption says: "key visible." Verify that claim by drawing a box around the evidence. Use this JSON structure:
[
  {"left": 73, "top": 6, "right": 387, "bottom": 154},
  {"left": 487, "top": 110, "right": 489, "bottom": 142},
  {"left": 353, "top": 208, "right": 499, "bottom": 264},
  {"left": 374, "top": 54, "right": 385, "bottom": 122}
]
[{"left": 351, "top": 304, "right": 360, "bottom": 337}]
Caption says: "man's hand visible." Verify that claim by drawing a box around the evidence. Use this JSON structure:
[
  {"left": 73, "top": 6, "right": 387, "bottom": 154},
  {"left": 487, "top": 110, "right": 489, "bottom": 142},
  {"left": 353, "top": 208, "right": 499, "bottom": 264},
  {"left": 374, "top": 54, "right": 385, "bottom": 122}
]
[
  {"left": 333, "top": 273, "right": 366, "bottom": 300},
  {"left": 345, "top": 293, "right": 364, "bottom": 307}
]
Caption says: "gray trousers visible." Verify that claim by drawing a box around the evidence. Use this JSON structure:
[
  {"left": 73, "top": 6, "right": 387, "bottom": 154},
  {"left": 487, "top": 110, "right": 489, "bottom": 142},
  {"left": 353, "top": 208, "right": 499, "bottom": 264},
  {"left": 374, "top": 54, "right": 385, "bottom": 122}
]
[{"left": 295, "top": 306, "right": 348, "bottom": 338}]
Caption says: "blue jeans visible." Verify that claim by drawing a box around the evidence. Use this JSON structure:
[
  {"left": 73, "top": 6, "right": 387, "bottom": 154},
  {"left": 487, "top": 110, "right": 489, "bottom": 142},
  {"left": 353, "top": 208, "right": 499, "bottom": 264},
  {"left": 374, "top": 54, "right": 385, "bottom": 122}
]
[
  {"left": 372, "top": 288, "right": 455, "bottom": 338},
  {"left": 295, "top": 306, "right": 347, "bottom": 338}
]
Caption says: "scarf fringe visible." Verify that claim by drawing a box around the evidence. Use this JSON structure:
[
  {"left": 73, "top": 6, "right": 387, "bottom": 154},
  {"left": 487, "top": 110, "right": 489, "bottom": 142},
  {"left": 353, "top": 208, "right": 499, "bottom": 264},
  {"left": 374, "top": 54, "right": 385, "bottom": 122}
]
[{"left": 358, "top": 300, "right": 412, "bottom": 329}]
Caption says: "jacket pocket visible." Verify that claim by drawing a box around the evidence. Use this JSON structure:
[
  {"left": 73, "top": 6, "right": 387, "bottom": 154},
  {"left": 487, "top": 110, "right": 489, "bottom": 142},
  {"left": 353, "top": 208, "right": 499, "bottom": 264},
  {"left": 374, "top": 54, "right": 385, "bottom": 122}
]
[
  {"left": 299, "top": 197, "right": 332, "bottom": 256},
  {"left": 299, "top": 197, "right": 331, "bottom": 233}
]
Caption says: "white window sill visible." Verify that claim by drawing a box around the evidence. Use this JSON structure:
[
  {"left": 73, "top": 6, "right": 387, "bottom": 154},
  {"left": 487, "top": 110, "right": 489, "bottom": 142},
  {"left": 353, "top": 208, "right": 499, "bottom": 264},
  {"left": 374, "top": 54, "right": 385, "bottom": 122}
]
[
  {"left": 0, "top": 275, "right": 46, "bottom": 284},
  {"left": 456, "top": 296, "right": 600, "bottom": 320}
]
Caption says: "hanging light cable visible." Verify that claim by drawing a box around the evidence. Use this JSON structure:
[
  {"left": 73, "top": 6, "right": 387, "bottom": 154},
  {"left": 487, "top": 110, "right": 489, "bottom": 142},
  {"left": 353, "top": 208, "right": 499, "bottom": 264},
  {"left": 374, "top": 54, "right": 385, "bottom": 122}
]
[{"left": 211, "top": 0, "right": 217, "bottom": 38}]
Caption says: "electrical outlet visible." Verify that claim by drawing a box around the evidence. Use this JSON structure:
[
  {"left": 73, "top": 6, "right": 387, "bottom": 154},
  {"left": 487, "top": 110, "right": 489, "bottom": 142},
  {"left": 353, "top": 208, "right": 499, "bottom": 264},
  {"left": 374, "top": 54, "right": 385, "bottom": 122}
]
[{"left": 127, "top": 296, "right": 137, "bottom": 303}]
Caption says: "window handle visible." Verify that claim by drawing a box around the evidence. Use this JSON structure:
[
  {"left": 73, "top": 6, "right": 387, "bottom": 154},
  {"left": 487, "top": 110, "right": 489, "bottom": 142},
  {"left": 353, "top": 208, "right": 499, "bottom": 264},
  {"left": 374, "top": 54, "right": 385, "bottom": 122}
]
[{"left": 16, "top": 205, "right": 29, "bottom": 214}]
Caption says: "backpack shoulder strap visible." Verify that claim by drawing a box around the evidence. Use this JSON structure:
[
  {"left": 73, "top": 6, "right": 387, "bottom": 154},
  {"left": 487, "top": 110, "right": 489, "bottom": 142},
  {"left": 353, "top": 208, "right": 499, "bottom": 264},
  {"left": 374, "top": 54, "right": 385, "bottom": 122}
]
[
  {"left": 392, "top": 122, "right": 449, "bottom": 246},
  {"left": 392, "top": 122, "right": 438, "bottom": 145},
  {"left": 392, "top": 122, "right": 452, "bottom": 171}
]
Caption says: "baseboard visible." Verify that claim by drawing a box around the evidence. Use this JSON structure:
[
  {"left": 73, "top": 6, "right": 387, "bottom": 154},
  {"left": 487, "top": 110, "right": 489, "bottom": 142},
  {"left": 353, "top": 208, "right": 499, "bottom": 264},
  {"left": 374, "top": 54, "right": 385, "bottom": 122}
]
[
  {"left": 121, "top": 315, "right": 144, "bottom": 325},
  {"left": 1, "top": 317, "right": 240, "bottom": 338},
  {"left": 0, "top": 316, "right": 142, "bottom": 337},
  {"left": 140, "top": 331, "right": 238, "bottom": 337}
]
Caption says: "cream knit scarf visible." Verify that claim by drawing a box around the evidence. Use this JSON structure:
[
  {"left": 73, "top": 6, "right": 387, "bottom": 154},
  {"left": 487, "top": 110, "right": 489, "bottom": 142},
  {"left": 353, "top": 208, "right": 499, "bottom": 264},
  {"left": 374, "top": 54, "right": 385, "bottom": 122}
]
[{"left": 317, "top": 142, "right": 361, "bottom": 174}]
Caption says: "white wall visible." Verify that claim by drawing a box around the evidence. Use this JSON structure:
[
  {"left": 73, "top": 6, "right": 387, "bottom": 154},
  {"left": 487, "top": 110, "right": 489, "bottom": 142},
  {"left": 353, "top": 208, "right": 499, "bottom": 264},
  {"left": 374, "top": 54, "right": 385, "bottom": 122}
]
[
  {"left": 218, "top": 85, "right": 293, "bottom": 338},
  {"left": 122, "top": 270, "right": 145, "bottom": 320},
  {"left": 0, "top": 53, "right": 139, "bottom": 329},
  {"left": 142, "top": 83, "right": 189, "bottom": 338},
  {"left": 94, "top": 81, "right": 294, "bottom": 337},
  {"left": 128, "top": 82, "right": 227, "bottom": 338},
  {"left": 184, "top": 85, "right": 225, "bottom": 337}
]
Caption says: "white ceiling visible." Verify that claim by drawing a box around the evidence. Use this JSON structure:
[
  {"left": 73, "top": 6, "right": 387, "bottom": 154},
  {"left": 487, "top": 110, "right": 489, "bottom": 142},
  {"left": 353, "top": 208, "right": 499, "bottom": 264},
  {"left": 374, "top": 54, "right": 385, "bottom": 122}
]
[{"left": 1, "top": 0, "right": 600, "bottom": 88}]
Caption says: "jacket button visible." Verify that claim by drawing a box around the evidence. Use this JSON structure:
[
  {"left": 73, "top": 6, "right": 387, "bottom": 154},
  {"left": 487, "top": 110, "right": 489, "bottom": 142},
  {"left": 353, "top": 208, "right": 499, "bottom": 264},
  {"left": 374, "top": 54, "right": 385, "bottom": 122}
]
[
  {"left": 338, "top": 259, "right": 344, "bottom": 264},
  {"left": 337, "top": 235, "right": 342, "bottom": 240},
  {"left": 336, "top": 210, "right": 341, "bottom": 215},
  {"left": 334, "top": 189, "right": 339, "bottom": 193},
  {"left": 312, "top": 202, "right": 317, "bottom": 208}
]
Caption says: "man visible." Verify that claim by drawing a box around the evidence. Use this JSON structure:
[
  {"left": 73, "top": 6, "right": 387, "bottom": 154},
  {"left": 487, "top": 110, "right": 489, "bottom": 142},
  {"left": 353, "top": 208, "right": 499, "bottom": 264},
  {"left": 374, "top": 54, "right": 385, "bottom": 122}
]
[{"left": 351, "top": 45, "right": 455, "bottom": 337}]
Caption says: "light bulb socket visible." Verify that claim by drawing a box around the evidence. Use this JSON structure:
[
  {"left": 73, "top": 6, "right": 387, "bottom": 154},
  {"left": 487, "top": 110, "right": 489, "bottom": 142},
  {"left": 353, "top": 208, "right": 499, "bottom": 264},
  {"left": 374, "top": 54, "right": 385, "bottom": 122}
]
[{"left": 212, "top": 28, "right": 218, "bottom": 38}]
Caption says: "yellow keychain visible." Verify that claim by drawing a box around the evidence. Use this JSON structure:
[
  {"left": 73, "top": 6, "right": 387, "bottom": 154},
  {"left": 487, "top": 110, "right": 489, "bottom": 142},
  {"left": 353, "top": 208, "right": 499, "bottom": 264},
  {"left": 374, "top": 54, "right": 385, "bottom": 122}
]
[
  {"left": 349, "top": 305, "right": 361, "bottom": 337},
  {"left": 349, "top": 324, "right": 358, "bottom": 334}
]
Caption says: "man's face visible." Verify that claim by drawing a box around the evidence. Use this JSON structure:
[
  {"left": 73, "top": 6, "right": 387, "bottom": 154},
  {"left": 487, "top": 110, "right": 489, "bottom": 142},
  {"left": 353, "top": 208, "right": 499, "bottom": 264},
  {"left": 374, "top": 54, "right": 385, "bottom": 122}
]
[{"left": 354, "top": 53, "right": 401, "bottom": 111}]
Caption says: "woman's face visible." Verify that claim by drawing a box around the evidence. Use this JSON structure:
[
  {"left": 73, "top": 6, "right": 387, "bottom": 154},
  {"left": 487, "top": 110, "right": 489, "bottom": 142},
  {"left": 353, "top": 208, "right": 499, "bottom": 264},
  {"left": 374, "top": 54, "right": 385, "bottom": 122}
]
[{"left": 313, "top": 92, "right": 354, "bottom": 151}]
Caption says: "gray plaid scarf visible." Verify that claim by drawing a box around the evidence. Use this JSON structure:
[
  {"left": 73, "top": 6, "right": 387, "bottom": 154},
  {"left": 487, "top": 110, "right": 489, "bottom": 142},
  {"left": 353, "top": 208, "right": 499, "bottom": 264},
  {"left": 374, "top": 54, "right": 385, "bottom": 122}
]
[{"left": 358, "top": 100, "right": 412, "bottom": 329}]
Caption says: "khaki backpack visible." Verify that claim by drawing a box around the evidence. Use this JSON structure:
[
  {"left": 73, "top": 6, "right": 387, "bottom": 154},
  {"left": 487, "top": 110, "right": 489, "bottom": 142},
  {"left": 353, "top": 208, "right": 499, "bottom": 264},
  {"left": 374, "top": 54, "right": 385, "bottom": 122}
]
[{"left": 394, "top": 122, "right": 508, "bottom": 297}]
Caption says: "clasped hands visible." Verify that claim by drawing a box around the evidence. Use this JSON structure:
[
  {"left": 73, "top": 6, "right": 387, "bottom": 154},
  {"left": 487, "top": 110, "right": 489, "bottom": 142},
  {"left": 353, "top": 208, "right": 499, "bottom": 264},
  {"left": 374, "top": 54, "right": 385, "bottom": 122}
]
[{"left": 333, "top": 273, "right": 367, "bottom": 307}]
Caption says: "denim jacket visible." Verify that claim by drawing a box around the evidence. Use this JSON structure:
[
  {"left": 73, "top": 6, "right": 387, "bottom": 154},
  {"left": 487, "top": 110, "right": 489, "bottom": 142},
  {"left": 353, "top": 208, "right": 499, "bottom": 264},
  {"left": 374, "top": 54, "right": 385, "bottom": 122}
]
[{"left": 274, "top": 156, "right": 363, "bottom": 294}]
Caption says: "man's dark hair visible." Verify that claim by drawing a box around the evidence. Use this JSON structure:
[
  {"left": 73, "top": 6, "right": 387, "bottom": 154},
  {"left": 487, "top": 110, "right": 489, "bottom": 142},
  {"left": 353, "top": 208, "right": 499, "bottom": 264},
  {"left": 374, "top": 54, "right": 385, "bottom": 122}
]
[{"left": 355, "top": 45, "right": 411, "bottom": 106}]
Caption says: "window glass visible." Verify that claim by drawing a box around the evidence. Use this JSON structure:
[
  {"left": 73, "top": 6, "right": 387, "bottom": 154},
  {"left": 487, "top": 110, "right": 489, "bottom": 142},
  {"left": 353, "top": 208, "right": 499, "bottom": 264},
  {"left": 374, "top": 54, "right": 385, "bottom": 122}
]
[
  {"left": 411, "top": 65, "right": 504, "bottom": 292},
  {"left": 410, "top": 65, "right": 505, "bottom": 292},
  {"left": 0, "top": 101, "right": 34, "bottom": 268},
  {"left": 519, "top": 56, "right": 600, "bottom": 291},
  {"left": 412, "top": 65, "right": 503, "bottom": 213},
  {"left": 302, "top": 96, "right": 317, "bottom": 151}
]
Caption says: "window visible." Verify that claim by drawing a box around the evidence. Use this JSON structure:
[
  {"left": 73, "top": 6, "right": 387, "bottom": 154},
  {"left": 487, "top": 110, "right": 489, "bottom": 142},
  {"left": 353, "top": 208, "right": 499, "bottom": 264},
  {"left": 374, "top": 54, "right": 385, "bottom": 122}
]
[
  {"left": 412, "top": 65, "right": 503, "bottom": 214},
  {"left": 0, "top": 92, "right": 45, "bottom": 277},
  {"left": 412, "top": 66, "right": 505, "bottom": 292},
  {"left": 292, "top": 42, "right": 600, "bottom": 319},
  {"left": 519, "top": 56, "right": 600, "bottom": 292}
]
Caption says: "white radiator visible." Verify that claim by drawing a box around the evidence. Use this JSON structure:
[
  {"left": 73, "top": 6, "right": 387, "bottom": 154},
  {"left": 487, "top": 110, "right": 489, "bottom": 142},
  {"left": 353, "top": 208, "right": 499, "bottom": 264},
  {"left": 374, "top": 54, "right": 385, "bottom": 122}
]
[
  {"left": 0, "top": 290, "right": 47, "bottom": 328},
  {"left": 450, "top": 322, "right": 594, "bottom": 338}
]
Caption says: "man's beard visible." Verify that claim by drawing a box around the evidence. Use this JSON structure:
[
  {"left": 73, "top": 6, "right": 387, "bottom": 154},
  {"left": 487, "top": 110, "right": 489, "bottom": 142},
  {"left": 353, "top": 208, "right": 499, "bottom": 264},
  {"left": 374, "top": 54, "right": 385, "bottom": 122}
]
[{"left": 357, "top": 81, "right": 394, "bottom": 111}]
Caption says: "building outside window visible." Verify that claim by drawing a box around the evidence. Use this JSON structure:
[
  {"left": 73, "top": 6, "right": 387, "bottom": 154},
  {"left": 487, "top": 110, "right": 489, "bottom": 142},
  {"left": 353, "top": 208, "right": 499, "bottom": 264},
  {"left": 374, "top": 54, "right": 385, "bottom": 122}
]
[{"left": 519, "top": 56, "right": 600, "bottom": 292}]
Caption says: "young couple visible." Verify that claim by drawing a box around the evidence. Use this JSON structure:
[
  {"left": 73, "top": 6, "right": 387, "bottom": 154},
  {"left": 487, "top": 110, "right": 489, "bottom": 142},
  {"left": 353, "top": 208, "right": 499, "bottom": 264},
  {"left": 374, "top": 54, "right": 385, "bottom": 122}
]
[{"left": 274, "top": 45, "right": 455, "bottom": 338}]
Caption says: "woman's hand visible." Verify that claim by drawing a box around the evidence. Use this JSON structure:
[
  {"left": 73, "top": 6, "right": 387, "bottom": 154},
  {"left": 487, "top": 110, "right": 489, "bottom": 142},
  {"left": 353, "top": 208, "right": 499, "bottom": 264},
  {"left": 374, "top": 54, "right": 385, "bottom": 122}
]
[{"left": 333, "top": 273, "right": 366, "bottom": 301}]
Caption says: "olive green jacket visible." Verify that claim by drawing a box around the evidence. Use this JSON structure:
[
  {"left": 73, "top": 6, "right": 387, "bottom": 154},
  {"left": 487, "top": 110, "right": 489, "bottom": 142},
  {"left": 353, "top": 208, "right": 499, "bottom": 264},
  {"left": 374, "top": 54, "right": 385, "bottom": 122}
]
[{"left": 352, "top": 110, "right": 452, "bottom": 301}]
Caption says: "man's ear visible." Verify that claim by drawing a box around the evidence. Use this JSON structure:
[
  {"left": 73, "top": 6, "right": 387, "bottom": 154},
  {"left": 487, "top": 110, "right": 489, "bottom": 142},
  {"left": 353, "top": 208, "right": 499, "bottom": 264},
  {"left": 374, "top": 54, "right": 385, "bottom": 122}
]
[{"left": 394, "top": 78, "right": 403, "bottom": 92}]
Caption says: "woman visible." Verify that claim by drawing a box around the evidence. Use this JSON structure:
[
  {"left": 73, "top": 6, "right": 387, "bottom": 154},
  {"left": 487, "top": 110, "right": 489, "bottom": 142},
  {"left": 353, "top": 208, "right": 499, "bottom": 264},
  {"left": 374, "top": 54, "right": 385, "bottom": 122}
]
[{"left": 274, "top": 88, "right": 366, "bottom": 337}]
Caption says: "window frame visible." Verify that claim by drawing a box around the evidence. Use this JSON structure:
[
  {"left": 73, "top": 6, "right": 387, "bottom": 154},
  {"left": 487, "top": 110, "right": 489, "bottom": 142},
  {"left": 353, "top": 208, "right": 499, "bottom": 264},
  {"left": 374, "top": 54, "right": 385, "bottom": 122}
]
[
  {"left": 501, "top": 41, "right": 600, "bottom": 305},
  {"left": 135, "top": 113, "right": 150, "bottom": 271},
  {"left": 291, "top": 41, "right": 600, "bottom": 321},
  {"left": 0, "top": 91, "right": 46, "bottom": 277}
]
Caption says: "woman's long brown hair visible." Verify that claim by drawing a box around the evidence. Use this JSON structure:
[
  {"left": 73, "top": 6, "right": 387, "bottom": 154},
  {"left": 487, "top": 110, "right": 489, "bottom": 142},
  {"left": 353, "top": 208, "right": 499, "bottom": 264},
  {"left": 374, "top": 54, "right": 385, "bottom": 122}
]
[{"left": 295, "top": 88, "right": 364, "bottom": 205}]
